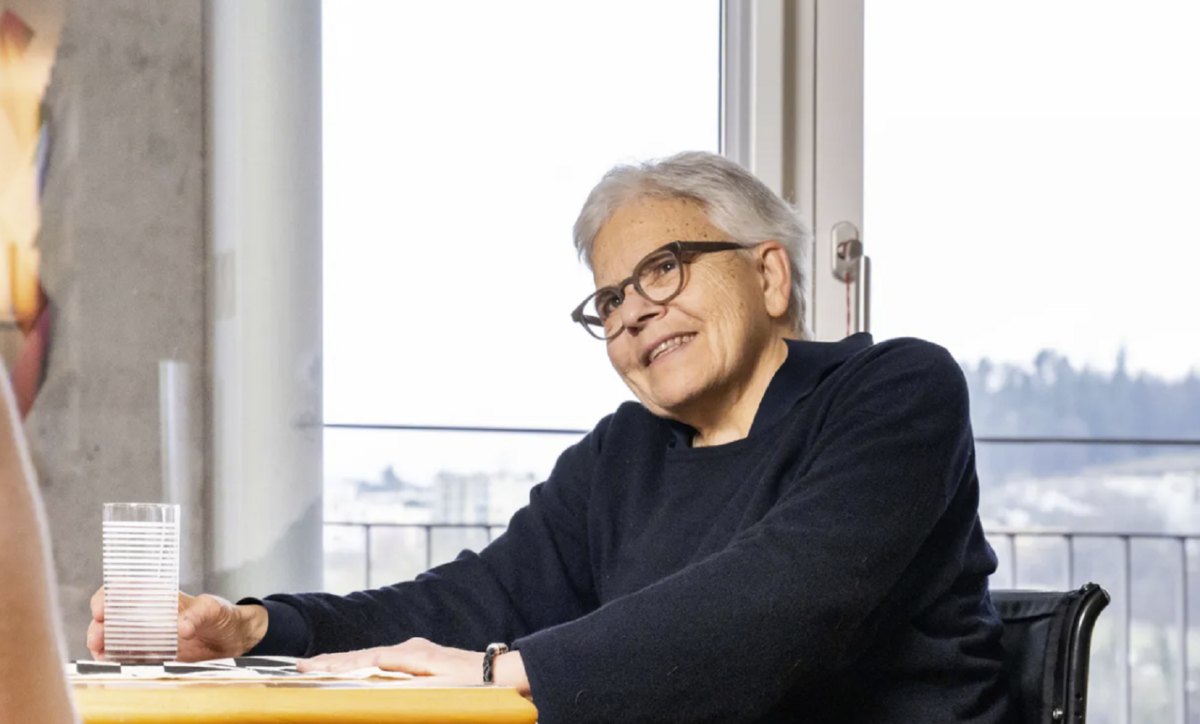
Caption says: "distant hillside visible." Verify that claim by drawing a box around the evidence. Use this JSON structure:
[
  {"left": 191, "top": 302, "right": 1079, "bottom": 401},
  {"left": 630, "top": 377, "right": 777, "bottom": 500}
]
[{"left": 961, "top": 348, "right": 1200, "bottom": 482}]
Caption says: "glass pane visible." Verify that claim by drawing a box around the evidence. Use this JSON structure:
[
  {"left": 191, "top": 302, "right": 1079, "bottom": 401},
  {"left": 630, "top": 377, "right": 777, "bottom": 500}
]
[
  {"left": 989, "top": 535, "right": 1190, "bottom": 724},
  {"left": 323, "top": 0, "right": 721, "bottom": 429},
  {"left": 430, "top": 526, "right": 491, "bottom": 575},
  {"left": 864, "top": 2, "right": 1200, "bottom": 439},
  {"left": 323, "top": 523, "right": 370, "bottom": 596},
  {"left": 369, "top": 525, "right": 430, "bottom": 592},
  {"left": 977, "top": 441, "right": 1200, "bottom": 724},
  {"left": 323, "top": 428, "right": 581, "bottom": 594},
  {"left": 977, "top": 442, "right": 1200, "bottom": 535}
]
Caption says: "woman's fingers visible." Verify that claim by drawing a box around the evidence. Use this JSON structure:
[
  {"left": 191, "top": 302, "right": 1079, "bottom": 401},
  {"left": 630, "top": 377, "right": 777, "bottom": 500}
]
[
  {"left": 298, "top": 638, "right": 480, "bottom": 682},
  {"left": 175, "top": 593, "right": 247, "bottom": 661},
  {"left": 176, "top": 593, "right": 211, "bottom": 640},
  {"left": 87, "top": 587, "right": 107, "bottom": 659},
  {"left": 89, "top": 587, "right": 105, "bottom": 623},
  {"left": 177, "top": 615, "right": 197, "bottom": 641},
  {"left": 88, "top": 588, "right": 223, "bottom": 662},
  {"left": 300, "top": 648, "right": 388, "bottom": 673},
  {"left": 85, "top": 619, "right": 105, "bottom": 660}
]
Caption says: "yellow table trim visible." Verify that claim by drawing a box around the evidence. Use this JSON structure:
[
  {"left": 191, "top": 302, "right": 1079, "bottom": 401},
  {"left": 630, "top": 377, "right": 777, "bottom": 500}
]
[{"left": 73, "top": 681, "right": 539, "bottom": 724}]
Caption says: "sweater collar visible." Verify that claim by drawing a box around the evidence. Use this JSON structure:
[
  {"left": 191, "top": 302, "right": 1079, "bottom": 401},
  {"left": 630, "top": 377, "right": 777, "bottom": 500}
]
[{"left": 665, "top": 333, "right": 875, "bottom": 447}]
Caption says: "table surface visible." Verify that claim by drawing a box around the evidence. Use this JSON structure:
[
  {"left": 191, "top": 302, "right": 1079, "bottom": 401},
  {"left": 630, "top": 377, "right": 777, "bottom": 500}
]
[{"left": 72, "top": 679, "right": 539, "bottom": 724}]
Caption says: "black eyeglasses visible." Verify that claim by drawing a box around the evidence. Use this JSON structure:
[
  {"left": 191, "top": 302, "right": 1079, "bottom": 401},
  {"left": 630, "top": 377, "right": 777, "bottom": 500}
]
[{"left": 570, "top": 240, "right": 745, "bottom": 340}]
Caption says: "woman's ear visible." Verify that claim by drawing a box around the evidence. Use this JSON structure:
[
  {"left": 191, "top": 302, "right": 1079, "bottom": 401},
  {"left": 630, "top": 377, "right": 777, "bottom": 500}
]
[{"left": 757, "top": 241, "right": 792, "bottom": 319}]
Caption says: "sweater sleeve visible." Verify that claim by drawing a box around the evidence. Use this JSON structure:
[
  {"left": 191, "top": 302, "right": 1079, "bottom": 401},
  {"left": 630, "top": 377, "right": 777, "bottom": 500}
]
[
  {"left": 515, "top": 341, "right": 976, "bottom": 724},
  {"left": 256, "top": 424, "right": 602, "bottom": 656}
]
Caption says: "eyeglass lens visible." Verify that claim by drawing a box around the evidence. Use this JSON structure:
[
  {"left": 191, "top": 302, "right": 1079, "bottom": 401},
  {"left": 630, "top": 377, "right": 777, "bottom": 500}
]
[{"left": 584, "top": 248, "right": 683, "bottom": 338}]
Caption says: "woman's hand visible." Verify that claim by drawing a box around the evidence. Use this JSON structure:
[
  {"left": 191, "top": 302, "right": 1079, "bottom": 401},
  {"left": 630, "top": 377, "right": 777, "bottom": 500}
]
[
  {"left": 88, "top": 588, "right": 267, "bottom": 662},
  {"left": 298, "top": 638, "right": 530, "bottom": 696}
]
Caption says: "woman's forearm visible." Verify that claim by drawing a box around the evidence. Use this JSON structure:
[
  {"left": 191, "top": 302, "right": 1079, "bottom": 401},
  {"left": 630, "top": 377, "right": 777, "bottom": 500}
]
[
  {"left": 0, "top": 374, "right": 78, "bottom": 724},
  {"left": 495, "top": 651, "right": 532, "bottom": 699}
]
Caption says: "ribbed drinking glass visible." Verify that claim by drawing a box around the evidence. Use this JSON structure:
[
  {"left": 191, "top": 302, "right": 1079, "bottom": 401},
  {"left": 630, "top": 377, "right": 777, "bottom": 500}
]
[{"left": 102, "top": 503, "right": 180, "bottom": 663}]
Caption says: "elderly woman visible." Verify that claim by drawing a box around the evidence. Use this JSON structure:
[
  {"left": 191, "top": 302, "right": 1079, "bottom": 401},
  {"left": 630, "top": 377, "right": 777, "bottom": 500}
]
[{"left": 89, "top": 152, "right": 1014, "bottom": 724}]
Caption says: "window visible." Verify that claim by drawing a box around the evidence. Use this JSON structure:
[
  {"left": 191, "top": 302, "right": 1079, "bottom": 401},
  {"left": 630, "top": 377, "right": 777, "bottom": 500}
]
[
  {"left": 860, "top": 3, "right": 1200, "bottom": 722},
  {"left": 322, "top": 0, "right": 720, "bottom": 592}
]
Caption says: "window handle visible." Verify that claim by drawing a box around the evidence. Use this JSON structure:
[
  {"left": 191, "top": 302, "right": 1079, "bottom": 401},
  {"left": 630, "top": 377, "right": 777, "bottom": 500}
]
[{"left": 832, "top": 222, "right": 870, "bottom": 335}]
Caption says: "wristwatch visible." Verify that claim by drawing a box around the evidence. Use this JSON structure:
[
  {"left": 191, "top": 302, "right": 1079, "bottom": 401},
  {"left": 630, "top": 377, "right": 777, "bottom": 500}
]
[{"left": 483, "top": 643, "right": 509, "bottom": 684}]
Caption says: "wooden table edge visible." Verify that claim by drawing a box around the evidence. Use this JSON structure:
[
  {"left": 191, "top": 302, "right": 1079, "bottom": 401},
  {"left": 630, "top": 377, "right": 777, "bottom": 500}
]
[{"left": 72, "top": 682, "right": 539, "bottom": 724}]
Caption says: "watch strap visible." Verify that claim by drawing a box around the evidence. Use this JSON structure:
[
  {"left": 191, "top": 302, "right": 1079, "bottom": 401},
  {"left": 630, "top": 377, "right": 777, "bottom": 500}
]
[{"left": 483, "top": 642, "right": 510, "bottom": 684}]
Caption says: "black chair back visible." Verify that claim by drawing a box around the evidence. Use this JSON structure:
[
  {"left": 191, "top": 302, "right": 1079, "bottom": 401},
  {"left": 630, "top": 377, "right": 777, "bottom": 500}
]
[{"left": 991, "top": 582, "right": 1109, "bottom": 724}]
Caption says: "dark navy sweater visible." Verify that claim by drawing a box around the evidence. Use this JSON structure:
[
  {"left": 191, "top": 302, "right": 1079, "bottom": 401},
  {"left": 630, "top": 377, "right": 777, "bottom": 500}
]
[{"left": 247, "top": 334, "right": 1015, "bottom": 724}]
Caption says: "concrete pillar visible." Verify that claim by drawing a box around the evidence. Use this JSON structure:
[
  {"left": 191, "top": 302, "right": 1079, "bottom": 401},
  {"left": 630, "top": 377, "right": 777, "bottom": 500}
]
[
  {"left": 207, "top": 0, "right": 324, "bottom": 598},
  {"left": 31, "top": 0, "right": 207, "bottom": 658}
]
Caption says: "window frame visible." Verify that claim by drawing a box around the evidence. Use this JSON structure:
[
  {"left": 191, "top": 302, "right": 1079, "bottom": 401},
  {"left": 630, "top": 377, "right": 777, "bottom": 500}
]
[{"left": 721, "top": 0, "right": 865, "bottom": 342}]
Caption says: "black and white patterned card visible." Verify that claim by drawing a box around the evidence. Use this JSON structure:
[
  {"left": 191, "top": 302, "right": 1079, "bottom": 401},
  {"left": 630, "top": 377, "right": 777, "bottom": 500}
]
[{"left": 67, "top": 656, "right": 412, "bottom": 680}]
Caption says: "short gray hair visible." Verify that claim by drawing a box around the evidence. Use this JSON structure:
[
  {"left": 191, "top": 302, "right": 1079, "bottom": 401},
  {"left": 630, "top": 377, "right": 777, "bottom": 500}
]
[{"left": 572, "top": 151, "right": 811, "bottom": 338}]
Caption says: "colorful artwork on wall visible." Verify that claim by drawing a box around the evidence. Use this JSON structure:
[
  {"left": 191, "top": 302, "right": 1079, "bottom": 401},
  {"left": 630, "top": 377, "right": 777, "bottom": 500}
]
[{"left": 0, "top": 0, "right": 62, "bottom": 415}]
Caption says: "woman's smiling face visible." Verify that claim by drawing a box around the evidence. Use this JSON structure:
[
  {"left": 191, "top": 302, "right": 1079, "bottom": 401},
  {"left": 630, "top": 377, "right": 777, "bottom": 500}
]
[{"left": 590, "top": 196, "right": 789, "bottom": 421}]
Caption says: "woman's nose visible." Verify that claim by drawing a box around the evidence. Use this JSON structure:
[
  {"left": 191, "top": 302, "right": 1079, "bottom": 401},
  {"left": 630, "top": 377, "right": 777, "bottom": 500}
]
[{"left": 618, "top": 289, "right": 665, "bottom": 333}]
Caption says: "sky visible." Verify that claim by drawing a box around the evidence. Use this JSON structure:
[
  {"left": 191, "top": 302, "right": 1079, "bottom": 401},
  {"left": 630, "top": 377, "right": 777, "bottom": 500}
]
[
  {"left": 321, "top": 0, "right": 719, "bottom": 435},
  {"left": 321, "top": 0, "right": 1200, "bottom": 484},
  {"left": 865, "top": 1, "right": 1200, "bottom": 380}
]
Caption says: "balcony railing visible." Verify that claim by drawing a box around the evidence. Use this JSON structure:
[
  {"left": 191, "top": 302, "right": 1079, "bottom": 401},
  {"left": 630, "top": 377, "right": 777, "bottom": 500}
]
[
  {"left": 325, "top": 521, "right": 1199, "bottom": 724},
  {"left": 323, "top": 421, "right": 1200, "bottom": 723},
  {"left": 325, "top": 521, "right": 507, "bottom": 586},
  {"left": 994, "top": 529, "right": 1200, "bottom": 724}
]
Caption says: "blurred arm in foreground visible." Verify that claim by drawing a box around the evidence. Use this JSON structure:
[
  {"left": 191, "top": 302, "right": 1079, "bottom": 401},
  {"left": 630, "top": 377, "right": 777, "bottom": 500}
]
[{"left": 0, "top": 368, "right": 78, "bottom": 724}]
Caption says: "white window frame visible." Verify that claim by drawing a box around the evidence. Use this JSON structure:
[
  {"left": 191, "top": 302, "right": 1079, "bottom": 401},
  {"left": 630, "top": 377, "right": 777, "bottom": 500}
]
[{"left": 722, "top": 0, "right": 864, "bottom": 342}]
